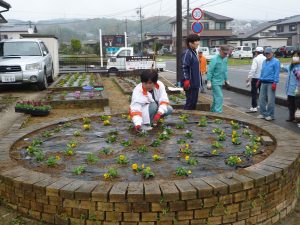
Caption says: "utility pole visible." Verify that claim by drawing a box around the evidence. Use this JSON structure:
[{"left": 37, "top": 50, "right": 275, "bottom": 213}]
[
  {"left": 186, "top": 0, "right": 190, "bottom": 37},
  {"left": 176, "top": 0, "right": 182, "bottom": 84},
  {"left": 125, "top": 18, "right": 128, "bottom": 34},
  {"left": 137, "top": 6, "right": 143, "bottom": 56}
]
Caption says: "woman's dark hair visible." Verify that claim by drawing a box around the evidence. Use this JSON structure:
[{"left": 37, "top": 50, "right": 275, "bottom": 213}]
[
  {"left": 186, "top": 34, "right": 200, "bottom": 47},
  {"left": 292, "top": 50, "right": 300, "bottom": 57},
  {"left": 140, "top": 69, "right": 158, "bottom": 83}
]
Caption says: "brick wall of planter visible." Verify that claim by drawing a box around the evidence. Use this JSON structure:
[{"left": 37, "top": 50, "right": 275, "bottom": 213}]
[{"left": 0, "top": 111, "right": 300, "bottom": 225}]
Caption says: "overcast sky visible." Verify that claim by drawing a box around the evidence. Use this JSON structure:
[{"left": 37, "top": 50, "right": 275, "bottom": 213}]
[{"left": 3, "top": 0, "right": 300, "bottom": 22}]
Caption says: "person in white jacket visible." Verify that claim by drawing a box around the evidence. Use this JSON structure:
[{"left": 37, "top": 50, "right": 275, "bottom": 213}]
[
  {"left": 130, "top": 70, "right": 173, "bottom": 131},
  {"left": 246, "top": 47, "right": 266, "bottom": 112}
]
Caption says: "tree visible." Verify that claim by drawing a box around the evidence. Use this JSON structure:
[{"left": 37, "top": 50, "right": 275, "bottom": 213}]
[
  {"left": 71, "top": 39, "right": 82, "bottom": 53},
  {"left": 152, "top": 41, "right": 163, "bottom": 54}
]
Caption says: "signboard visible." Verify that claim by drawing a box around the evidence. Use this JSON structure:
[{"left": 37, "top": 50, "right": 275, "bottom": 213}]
[
  {"left": 125, "top": 56, "right": 154, "bottom": 70},
  {"left": 192, "top": 8, "right": 204, "bottom": 21},
  {"left": 101, "top": 35, "right": 125, "bottom": 56},
  {"left": 191, "top": 22, "right": 204, "bottom": 34},
  {"left": 102, "top": 35, "right": 125, "bottom": 48}
]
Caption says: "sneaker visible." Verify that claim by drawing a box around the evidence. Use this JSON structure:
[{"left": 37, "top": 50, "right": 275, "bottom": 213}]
[
  {"left": 257, "top": 115, "right": 265, "bottom": 119},
  {"left": 142, "top": 125, "right": 153, "bottom": 131},
  {"left": 265, "top": 116, "right": 274, "bottom": 121},
  {"left": 250, "top": 107, "right": 258, "bottom": 112}
]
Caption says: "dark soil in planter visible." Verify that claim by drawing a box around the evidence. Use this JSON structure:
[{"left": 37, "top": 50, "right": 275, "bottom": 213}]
[{"left": 10, "top": 114, "right": 275, "bottom": 182}]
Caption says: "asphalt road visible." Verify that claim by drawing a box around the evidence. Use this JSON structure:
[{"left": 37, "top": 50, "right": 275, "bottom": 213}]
[
  {"left": 160, "top": 68, "right": 300, "bottom": 134},
  {"left": 165, "top": 60, "right": 287, "bottom": 98}
]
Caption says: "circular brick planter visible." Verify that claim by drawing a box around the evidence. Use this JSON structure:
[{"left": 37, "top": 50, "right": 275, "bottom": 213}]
[{"left": 0, "top": 111, "right": 299, "bottom": 225}]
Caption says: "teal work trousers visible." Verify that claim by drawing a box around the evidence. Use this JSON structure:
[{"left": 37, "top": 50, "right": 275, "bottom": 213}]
[{"left": 211, "top": 85, "right": 223, "bottom": 113}]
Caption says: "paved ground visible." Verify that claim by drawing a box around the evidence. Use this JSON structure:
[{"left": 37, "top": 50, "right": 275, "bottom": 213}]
[
  {"left": 165, "top": 60, "right": 288, "bottom": 98},
  {"left": 164, "top": 63, "right": 300, "bottom": 134}
]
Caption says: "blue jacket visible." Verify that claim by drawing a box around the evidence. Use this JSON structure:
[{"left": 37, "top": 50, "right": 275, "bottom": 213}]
[
  {"left": 181, "top": 48, "right": 200, "bottom": 88},
  {"left": 285, "top": 64, "right": 300, "bottom": 96},
  {"left": 259, "top": 57, "right": 280, "bottom": 83},
  {"left": 207, "top": 54, "right": 228, "bottom": 85}
]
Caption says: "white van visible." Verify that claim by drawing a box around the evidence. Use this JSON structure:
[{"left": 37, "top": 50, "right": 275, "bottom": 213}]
[
  {"left": 232, "top": 46, "right": 253, "bottom": 59},
  {"left": 197, "top": 47, "right": 212, "bottom": 61}
]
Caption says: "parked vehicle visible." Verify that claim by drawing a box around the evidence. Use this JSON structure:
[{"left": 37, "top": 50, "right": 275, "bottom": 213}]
[
  {"left": 232, "top": 46, "right": 253, "bottom": 59},
  {"left": 197, "top": 47, "right": 212, "bottom": 61},
  {"left": 106, "top": 47, "right": 166, "bottom": 73},
  {"left": 0, "top": 39, "right": 54, "bottom": 90},
  {"left": 274, "top": 46, "right": 296, "bottom": 58}
]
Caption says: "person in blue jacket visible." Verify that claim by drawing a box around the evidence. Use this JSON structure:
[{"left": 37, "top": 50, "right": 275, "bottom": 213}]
[
  {"left": 181, "top": 34, "right": 201, "bottom": 110},
  {"left": 206, "top": 45, "right": 230, "bottom": 113},
  {"left": 257, "top": 47, "right": 280, "bottom": 121},
  {"left": 284, "top": 51, "right": 300, "bottom": 122}
]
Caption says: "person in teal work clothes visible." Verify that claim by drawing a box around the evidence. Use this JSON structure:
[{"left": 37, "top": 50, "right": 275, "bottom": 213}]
[{"left": 206, "top": 45, "right": 230, "bottom": 113}]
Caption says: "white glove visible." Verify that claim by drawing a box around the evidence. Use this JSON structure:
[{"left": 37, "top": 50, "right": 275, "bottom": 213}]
[
  {"left": 207, "top": 80, "right": 212, "bottom": 90},
  {"left": 225, "top": 80, "right": 230, "bottom": 86}
]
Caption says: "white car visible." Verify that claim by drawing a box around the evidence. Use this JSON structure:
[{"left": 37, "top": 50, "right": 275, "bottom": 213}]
[
  {"left": 197, "top": 47, "right": 210, "bottom": 60},
  {"left": 232, "top": 46, "right": 253, "bottom": 59}
]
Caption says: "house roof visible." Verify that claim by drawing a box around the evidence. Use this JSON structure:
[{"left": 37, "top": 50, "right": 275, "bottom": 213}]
[
  {"left": 145, "top": 32, "right": 172, "bottom": 36},
  {"left": 0, "top": 13, "right": 7, "bottom": 23},
  {"left": 0, "top": 26, "right": 29, "bottom": 32},
  {"left": 237, "top": 21, "right": 277, "bottom": 39},
  {"left": 170, "top": 10, "right": 233, "bottom": 24},
  {"left": 21, "top": 34, "right": 58, "bottom": 39},
  {"left": 0, "top": 0, "right": 11, "bottom": 10},
  {"left": 277, "top": 15, "right": 300, "bottom": 25}
]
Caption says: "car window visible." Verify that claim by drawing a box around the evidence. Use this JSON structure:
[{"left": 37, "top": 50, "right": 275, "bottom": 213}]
[
  {"left": 40, "top": 42, "right": 49, "bottom": 54},
  {"left": 118, "top": 50, "right": 131, "bottom": 57},
  {"left": 243, "top": 47, "right": 251, "bottom": 51},
  {"left": 0, "top": 41, "right": 42, "bottom": 56}
]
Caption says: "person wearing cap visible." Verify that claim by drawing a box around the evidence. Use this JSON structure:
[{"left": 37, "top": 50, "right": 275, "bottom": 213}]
[
  {"left": 181, "top": 34, "right": 201, "bottom": 110},
  {"left": 257, "top": 47, "right": 280, "bottom": 121},
  {"left": 246, "top": 47, "right": 266, "bottom": 112},
  {"left": 198, "top": 50, "right": 207, "bottom": 93},
  {"left": 206, "top": 45, "right": 230, "bottom": 113}
]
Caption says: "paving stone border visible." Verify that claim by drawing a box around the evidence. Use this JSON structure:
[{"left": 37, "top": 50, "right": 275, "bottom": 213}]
[{"left": 0, "top": 111, "right": 299, "bottom": 225}]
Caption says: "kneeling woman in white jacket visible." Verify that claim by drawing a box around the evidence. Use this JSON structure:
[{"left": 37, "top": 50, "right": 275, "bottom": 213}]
[{"left": 130, "top": 70, "right": 173, "bottom": 131}]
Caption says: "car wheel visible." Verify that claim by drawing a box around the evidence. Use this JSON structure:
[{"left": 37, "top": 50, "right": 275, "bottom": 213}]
[
  {"left": 37, "top": 73, "right": 48, "bottom": 91},
  {"left": 108, "top": 67, "right": 118, "bottom": 75},
  {"left": 159, "top": 68, "right": 164, "bottom": 72},
  {"left": 47, "top": 67, "right": 54, "bottom": 83}
]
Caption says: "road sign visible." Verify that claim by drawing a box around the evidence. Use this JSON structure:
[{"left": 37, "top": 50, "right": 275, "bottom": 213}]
[
  {"left": 192, "top": 8, "right": 204, "bottom": 21},
  {"left": 191, "top": 22, "right": 204, "bottom": 34},
  {"left": 102, "top": 35, "right": 125, "bottom": 48}
]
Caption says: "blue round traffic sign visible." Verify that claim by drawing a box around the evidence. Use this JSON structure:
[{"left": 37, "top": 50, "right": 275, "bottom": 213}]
[{"left": 191, "top": 22, "right": 204, "bottom": 34}]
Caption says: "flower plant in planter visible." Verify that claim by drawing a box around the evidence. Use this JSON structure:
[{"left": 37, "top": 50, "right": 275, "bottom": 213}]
[
  {"left": 158, "top": 131, "right": 170, "bottom": 141},
  {"left": 152, "top": 154, "right": 162, "bottom": 162},
  {"left": 73, "top": 130, "right": 82, "bottom": 137},
  {"left": 74, "top": 91, "right": 81, "bottom": 99},
  {"left": 198, "top": 116, "right": 207, "bottom": 127},
  {"left": 47, "top": 156, "right": 60, "bottom": 167},
  {"left": 116, "top": 154, "right": 129, "bottom": 164},
  {"left": 88, "top": 92, "right": 95, "bottom": 99},
  {"left": 143, "top": 167, "right": 155, "bottom": 179},
  {"left": 185, "top": 155, "right": 198, "bottom": 166},
  {"left": 100, "top": 147, "right": 114, "bottom": 155},
  {"left": 137, "top": 145, "right": 148, "bottom": 153},
  {"left": 73, "top": 166, "right": 86, "bottom": 175},
  {"left": 131, "top": 163, "right": 144, "bottom": 172},
  {"left": 151, "top": 139, "right": 161, "bottom": 147},
  {"left": 100, "top": 115, "right": 111, "bottom": 121},
  {"left": 86, "top": 153, "right": 99, "bottom": 164},
  {"left": 121, "top": 138, "right": 132, "bottom": 147},
  {"left": 176, "top": 123, "right": 185, "bottom": 129},
  {"left": 218, "top": 131, "right": 226, "bottom": 141},
  {"left": 212, "top": 128, "right": 223, "bottom": 135},
  {"left": 176, "top": 167, "right": 192, "bottom": 176},
  {"left": 177, "top": 138, "right": 186, "bottom": 145},
  {"left": 185, "top": 130, "right": 193, "bottom": 139},
  {"left": 212, "top": 141, "right": 223, "bottom": 149},
  {"left": 180, "top": 144, "right": 192, "bottom": 154},
  {"left": 106, "top": 134, "right": 117, "bottom": 144},
  {"left": 214, "top": 119, "right": 223, "bottom": 124},
  {"left": 230, "top": 120, "right": 240, "bottom": 130},
  {"left": 15, "top": 100, "right": 52, "bottom": 116},
  {"left": 232, "top": 137, "right": 242, "bottom": 145},
  {"left": 211, "top": 149, "right": 219, "bottom": 155},
  {"left": 179, "top": 114, "right": 189, "bottom": 123},
  {"left": 245, "top": 145, "right": 256, "bottom": 158},
  {"left": 242, "top": 129, "right": 251, "bottom": 137},
  {"left": 103, "top": 168, "right": 118, "bottom": 180},
  {"left": 226, "top": 156, "right": 242, "bottom": 167},
  {"left": 64, "top": 147, "right": 75, "bottom": 156}
]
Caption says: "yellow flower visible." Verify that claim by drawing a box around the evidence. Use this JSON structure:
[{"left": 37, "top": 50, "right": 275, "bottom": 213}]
[
  {"left": 119, "top": 155, "right": 125, "bottom": 161},
  {"left": 237, "top": 157, "right": 242, "bottom": 163},
  {"left": 232, "top": 138, "right": 236, "bottom": 143},
  {"left": 188, "top": 170, "right": 192, "bottom": 174},
  {"left": 132, "top": 163, "right": 138, "bottom": 170},
  {"left": 185, "top": 156, "right": 190, "bottom": 161},
  {"left": 55, "top": 155, "right": 61, "bottom": 161},
  {"left": 103, "top": 120, "right": 110, "bottom": 126},
  {"left": 67, "top": 150, "right": 74, "bottom": 156},
  {"left": 185, "top": 144, "right": 189, "bottom": 148},
  {"left": 83, "top": 124, "right": 90, "bottom": 130},
  {"left": 141, "top": 164, "right": 145, "bottom": 169},
  {"left": 71, "top": 143, "right": 77, "bottom": 148},
  {"left": 127, "top": 115, "right": 131, "bottom": 121},
  {"left": 107, "top": 116, "right": 112, "bottom": 119},
  {"left": 103, "top": 173, "right": 110, "bottom": 179},
  {"left": 212, "top": 150, "right": 218, "bottom": 155},
  {"left": 253, "top": 149, "right": 257, "bottom": 153}
]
